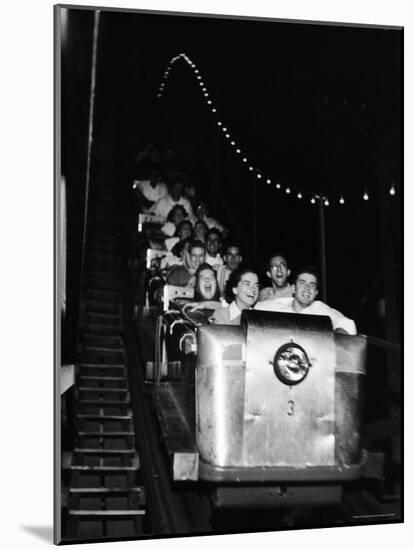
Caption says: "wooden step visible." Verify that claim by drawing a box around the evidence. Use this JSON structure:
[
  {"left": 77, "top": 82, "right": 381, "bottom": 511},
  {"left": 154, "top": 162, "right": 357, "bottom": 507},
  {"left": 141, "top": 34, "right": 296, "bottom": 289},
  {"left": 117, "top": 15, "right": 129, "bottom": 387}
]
[
  {"left": 80, "top": 323, "right": 122, "bottom": 334},
  {"left": 83, "top": 313, "right": 122, "bottom": 324},
  {"left": 78, "top": 387, "right": 128, "bottom": 394},
  {"left": 76, "top": 412, "right": 133, "bottom": 420},
  {"left": 69, "top": 487, "right": 143, "bottom": 493},
  {"left": 77, "top": 431, "right": 134, "bottom": 437},
  {"left": 87, "top": 282, "right": 121, "bottom": 292},
  {"left": 74, "top": 448, "right": 135, "bottom": 454},
  {"left": 85, "top": 300, "right": 121, "bottom": 310},
  {"left": 78, "top": 365, "right": 126, "bottom": 378},
  {"left": 78, "top": 398, "right": 131, "bottom": 407},
  {"left": 82, "top": 346, "right": 124, "bottom": 354},
  {"left": 64, "top": 453, "right": 140, "bottom": 471},
  {"left": 79, "top": 376, "right": 126, "bottom": 382},
  {"left": 80, "top": 337, "right": 124, "bottom": 350},
  {"left": 87, "top": 253, "right": 119, "bottom": 263},
  {"left": 79, "top": 362, "right": 126, "bottom": 369},
  {"left": 68, "top": 510, "right": 145, "bottom": 516},
  {"left": 78, "top": 381, "right": 127, "bottom": 390},
  {"left": 81, "top": 349, "right": 124, "bottom": 364}
]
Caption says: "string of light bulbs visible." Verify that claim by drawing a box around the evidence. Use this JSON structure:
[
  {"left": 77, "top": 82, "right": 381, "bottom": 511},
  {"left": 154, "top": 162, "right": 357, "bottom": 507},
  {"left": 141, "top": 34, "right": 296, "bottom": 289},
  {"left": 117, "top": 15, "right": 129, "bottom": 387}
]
[{"left": 157, "top": 53, "right": 398, "bottom": 206}]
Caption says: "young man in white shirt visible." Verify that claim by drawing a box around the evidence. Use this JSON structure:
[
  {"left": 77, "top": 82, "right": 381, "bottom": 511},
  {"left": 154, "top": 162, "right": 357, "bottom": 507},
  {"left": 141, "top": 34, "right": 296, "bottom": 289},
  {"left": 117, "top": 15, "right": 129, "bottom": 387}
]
[{"left": 256, "top": 266, "right": 357, "bottom": 334}]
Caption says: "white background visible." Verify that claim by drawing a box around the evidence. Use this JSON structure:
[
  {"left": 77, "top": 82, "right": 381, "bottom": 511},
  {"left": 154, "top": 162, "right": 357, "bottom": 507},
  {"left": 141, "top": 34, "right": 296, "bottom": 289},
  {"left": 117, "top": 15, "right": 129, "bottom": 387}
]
[{"left": 0, "top": 0, "right": 410, "bottom": 548}]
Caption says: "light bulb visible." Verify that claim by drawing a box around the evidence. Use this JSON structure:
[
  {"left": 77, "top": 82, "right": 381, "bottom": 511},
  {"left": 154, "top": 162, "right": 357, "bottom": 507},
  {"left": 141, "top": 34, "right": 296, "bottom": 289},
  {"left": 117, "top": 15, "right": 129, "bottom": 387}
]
[
  {"left": 297, "top": 192, "right": 302, "bottom": 199},
  {"left": 324, "top": 198, "right": 329, "bottom": 206},
  {"left": 266, "top": 179, "right": 271, "bottom": 184},
  {"left": 311, "top": 197, "right": 316, "bottom": 204},
  {"left": 236, "top": 149, "right": 241, "bottom": 153},
  {"left": 339, "top": 195, "right": 345, "bottom": 204},
  {"left": 286, "top": 187, "right": 291, "bottom": 194},
  {"left": 390, "top": 183, "right": 396, "bottom": 196}
]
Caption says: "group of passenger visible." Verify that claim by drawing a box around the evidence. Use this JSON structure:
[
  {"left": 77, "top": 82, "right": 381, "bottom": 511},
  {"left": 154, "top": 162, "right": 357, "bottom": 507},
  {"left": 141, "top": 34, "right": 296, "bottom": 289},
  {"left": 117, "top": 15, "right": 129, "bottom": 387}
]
[
  {"left": 202, "top": 252, "right": 356, "bottom": 335},
  {"left": 133, "top": 150, "right": 356, "bottom": 335}
]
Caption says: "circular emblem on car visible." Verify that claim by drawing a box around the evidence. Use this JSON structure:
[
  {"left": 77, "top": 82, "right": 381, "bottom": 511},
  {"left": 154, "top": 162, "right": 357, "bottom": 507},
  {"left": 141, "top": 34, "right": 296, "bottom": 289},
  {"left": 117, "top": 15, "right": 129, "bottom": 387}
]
[{"left": 273, "top": 342, "right": 311, "bottom": 385}]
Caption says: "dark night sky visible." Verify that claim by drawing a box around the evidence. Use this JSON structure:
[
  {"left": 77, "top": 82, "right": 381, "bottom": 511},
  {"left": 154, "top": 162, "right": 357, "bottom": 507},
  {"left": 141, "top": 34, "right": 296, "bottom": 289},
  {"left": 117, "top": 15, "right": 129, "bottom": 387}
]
[{"left": 64, "top": 8, "right": 402, "bottom": 337}]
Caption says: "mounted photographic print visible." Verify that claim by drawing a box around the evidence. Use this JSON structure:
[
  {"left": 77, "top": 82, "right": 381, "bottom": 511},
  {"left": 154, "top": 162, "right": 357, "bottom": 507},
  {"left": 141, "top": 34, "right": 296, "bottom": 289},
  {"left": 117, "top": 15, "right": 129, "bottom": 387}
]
[{"left": 55, "top": 3, "right": 403, "bottom": 544}]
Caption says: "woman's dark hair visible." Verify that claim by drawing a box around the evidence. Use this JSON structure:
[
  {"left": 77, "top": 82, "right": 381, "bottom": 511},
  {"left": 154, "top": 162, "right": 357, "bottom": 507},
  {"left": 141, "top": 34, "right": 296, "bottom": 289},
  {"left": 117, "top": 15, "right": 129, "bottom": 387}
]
[
  {"left": 194, "top": 263, "right": 221, "bottom": 301},
  {"left": 223, "top": 265, "right": 260, "bottom": 304},
  {"left": 166, "top": 204, "right": 188, "bottom": 223},
  {"left": 174, "top": 219, "right": 193, "bottom": 238}
]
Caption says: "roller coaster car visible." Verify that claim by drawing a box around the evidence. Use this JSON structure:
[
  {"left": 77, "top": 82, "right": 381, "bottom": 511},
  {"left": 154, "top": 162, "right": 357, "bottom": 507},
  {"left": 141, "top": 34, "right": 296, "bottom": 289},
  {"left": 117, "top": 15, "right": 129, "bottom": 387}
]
[{"left": 150, "top": 295, "right": 367, "bottom": 508}]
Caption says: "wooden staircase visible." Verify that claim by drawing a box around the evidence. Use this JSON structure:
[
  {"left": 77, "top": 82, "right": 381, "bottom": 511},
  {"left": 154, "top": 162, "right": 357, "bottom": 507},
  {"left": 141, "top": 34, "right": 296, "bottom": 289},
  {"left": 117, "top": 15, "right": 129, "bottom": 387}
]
[{"left": 62, "top": 186, "right": 146, "bottom": 540}]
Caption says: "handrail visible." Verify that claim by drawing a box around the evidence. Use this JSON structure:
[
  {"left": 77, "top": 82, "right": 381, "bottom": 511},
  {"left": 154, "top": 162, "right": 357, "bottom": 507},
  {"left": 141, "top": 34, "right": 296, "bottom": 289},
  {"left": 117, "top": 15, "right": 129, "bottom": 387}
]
[{"left": 79, "top": 10, "right": 100, "bottom": 292}]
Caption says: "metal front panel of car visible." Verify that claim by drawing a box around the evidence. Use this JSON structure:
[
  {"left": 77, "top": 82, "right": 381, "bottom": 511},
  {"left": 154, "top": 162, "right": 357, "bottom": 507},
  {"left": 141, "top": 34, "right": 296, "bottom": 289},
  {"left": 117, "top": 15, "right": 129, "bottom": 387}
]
[
  {"left": 196, "top": 325, "right": 246, "bottom": 466},
  {"left": 334, "top": 333, "right": 367, "bottom": 465},
  {"left": 195, "top": 312, "right": 366, "bottom": 474},
  {"left": 243, "top": 310, "right": 336, "bottom": 467}
]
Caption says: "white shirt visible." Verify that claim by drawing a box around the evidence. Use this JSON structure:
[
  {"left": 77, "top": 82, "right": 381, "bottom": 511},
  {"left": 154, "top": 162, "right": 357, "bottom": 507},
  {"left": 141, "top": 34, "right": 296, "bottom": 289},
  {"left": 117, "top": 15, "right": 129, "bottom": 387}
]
[
  {"left": 255, "top": 297, "right": 357, "bottom": 335},
  {"left": 133, "top": 179, "right": 168, "bottom": 203},
  {"left": 228, "top": 301, "right": 241, "bottom": 321},
  {"left": 205, "top": 253, "right": 224, "bottom": 269},
  {"left": 149, "top": 195, "right": 194, "bottom": 222},
  {"left": 161, "top": 221, "right": 176, "bottom": 237}
]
